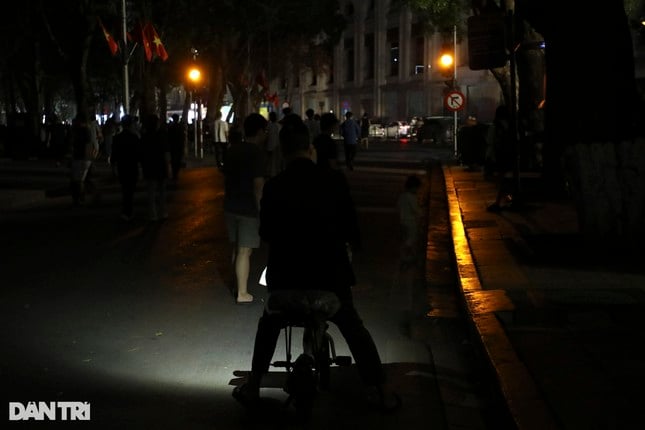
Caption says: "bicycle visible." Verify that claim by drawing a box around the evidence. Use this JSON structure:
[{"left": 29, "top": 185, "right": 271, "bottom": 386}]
[{"left": 265, "top": 289, "right": 353, "bottom": 419}]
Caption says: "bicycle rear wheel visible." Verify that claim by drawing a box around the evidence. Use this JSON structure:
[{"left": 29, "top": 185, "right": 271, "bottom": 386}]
[{"left": 317, "top": 333, "right": 332, "bottom": 390}]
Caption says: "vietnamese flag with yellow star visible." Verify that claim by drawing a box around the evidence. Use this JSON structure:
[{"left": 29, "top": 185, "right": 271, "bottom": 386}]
[{"left": 144, "top": 22, "right": 168, "bottom": 61}]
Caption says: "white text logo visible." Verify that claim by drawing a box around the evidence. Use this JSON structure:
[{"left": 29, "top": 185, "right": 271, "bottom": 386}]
[{"left": 8, "top": 401, "right": 91, "bottom": 421}]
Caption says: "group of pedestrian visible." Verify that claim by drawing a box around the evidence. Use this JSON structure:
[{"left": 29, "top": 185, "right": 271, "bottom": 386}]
[{"left": 108, "top": 113, "right": 180, "bottom": 222}]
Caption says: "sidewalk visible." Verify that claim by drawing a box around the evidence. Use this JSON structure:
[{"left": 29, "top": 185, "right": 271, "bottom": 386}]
[{"left": 444, "top": 164, "right": 645, "bottom": 429}]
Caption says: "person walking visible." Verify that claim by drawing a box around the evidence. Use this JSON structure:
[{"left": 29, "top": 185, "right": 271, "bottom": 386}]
[
  {"left": 232, "top": 115, "right": 400, "bottom": 412},
  {"left": 304, "top": 108, "right": 320, "bottom": 144},
  {"left": 140, "top": 114, "right": 172, "bottom": 221},
  {"left": 222, "top": 113, "right": 268, "bottom": 304},
  {"left": 397, "top": 175, "right": 422, "bottom": 268},
  {"left": 212, "top": 111, "right": 229, "bottom": 168},
  {"left": 102, "top": 116, "right": 119, "bottom": 165},
  {"left": 360, "top": 113, "right": 371, "bottom": 150},
  {"left": 110, "top": 115, "right": 142, "bottom": 221},
  {"left": 68, "top": 113, "right": 97, "bottom": 206},
  {"left": 265, "top": 111, "right": 282, "bottom": 178},
  {"left": 168, "top": 114, "right": 185, "bottom": 181},
  {"left": 485, "top": 105, "right": 515, "bottom": 212},
  {"left": 340, "top": 111, "right": 360, "bottom": 170},
  {"left": 313, "top": 112, "right": 340, "bottom": 170}
]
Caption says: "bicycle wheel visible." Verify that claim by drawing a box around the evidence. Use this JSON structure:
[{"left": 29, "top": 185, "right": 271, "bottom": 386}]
[
  {"left": 317, "top": 333, "right": 332, "bottom": 390},
  {"left": 290, "top": 354, "right": 316, "bottom": 419}
]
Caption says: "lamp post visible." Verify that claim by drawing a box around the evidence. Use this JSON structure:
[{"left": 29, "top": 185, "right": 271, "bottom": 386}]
[
  {"left": 438, "top": 25, "right": 458, "bottom": 159},
  {"left": 187, "top": 66, "right": 202, "bottom": 159}
]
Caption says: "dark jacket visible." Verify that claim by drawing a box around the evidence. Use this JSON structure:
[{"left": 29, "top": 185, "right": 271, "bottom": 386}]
[
  {"left": 259, "top": 157, "right": 360, "bottom": 298},
  {"left": 141, "top": 129, "right": 170, "bottom": 180},
  {"left": 111, "top": 129, "right": 141, "bottom": 181}
]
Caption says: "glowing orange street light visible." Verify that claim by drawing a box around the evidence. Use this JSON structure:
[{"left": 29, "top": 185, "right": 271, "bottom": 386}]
[
  {"left": 188, "top": 67, "right": 202, "bottom": 84},
  {"left": 437, "top": 24, "right": 458, "bottom": 158},
  {"left": 439, "top": 53, "right": 454, "bottom": 69},
  {"left": 187, "top": 66, "right": 203, "bottom": 158}
]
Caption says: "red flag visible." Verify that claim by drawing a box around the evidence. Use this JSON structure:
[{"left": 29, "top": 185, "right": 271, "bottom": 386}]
[
  {"left": 130, "top": 21, "right": 152, "bottom": 61},
  {"left": 98, "top": 18, "right": 119, "bottom": 56},
  {"left": 144, "top": 22, "right": 169, "bottom": 61}
]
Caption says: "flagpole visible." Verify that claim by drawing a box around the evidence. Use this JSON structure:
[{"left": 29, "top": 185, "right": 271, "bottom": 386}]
[{"left": 121, "top": 0, "right": 129, "bottom": 115}]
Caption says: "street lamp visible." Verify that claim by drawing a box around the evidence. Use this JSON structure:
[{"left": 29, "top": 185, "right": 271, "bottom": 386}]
[
  {"left": 187, "top": 66, "right": 202, "bottom": 158},
  {"left": 437, "top": 25, "right": 459, "bottom": 159}
]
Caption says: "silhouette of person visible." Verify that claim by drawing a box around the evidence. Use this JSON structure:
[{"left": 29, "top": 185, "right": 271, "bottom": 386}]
[
  {"left": 360, "top": 113, "right": 371, "bottom": 149},
  {"left": 68, "top": 113, "right": 95, "bottom": 206},
  {"left": 223, "top": 113, "right": 268, "bottom": 304},
  {"left": 313, "top": 112, "right": 340, "bottom": 170},
  {"left": 140, "top": 114, "right": 171, "bottom": 221},
  {"left": 232, "top": 115, "right": 400, "bottom": 412},
  {"left": 102, "top": 116, "right": 119, "bottom": 165},
  {"left": 168, "top": 114, "right": 185, "bottom": 181},
  {"left": 304, "top": 108, "right": 320, "bottom": 143},
  {"left": 340, "top": 111, "right": 360, "bottom": 170},
  {"left": 265, "top": 111, "right": 282, "bottom": 177},
  {"left": 110, "top": 115, "right": 142, "bottom": 221},
  {"left": 458, "top": 115, "right": 488, "bottom": 171},
  {"left": 212, "top": 111, "right": 229, "bottom": 168},
  {"left": 397, "top": 175, "right": 422, "bottom": 268},
  {"left": 486, "top": 105, "right": 515, "bottom": 212}
]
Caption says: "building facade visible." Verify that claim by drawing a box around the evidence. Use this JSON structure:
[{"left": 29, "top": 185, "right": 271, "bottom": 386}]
[{"left": 286, "top": 0, "right": 503, "bottom": 124}]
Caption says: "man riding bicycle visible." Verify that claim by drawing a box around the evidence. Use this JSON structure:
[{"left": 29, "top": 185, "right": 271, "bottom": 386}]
[{"left": 232, "top": 114, "right": 400, "bottom": 413}]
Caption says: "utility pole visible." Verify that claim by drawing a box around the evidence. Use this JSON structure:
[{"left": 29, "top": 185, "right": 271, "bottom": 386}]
[
  {"left": 452, "top": 24, "right": 458, "bottom": 159},
  {"left": 121, "top": 0, "right": 129, "bottom": 115}
]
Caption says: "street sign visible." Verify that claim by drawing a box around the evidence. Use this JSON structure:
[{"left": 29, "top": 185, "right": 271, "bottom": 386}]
[{"left": 445, "top": 90, "right": 466, "bottom": 112}]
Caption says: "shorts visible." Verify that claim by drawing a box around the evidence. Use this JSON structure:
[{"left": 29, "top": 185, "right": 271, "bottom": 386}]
[
  {"left": 71, "top": 160, "right": 92, "bottom": 181},
  {"left": 225, "top": 212, "right": 261, "bottom": 248}
]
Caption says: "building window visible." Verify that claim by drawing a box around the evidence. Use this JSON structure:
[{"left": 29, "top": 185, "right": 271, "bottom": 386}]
[
  {"left": 345, "top": 37, "right": 355, "bottom": 82},
  {"left": 366, "top": 0, "right": 375, "bottom": 18},
  {"left": 411, "top": 23, "right": 425, "bottom": 75},
  {"left": 364, "top": 33, "right": 374, "bottom": 80},
  {"left": 387, "top": 28, "right": 399, "bottom": 77}
]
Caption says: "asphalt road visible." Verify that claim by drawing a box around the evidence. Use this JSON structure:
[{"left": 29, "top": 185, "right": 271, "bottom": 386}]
[{"left": 1, "top": 144, "right": 498, "bottom": 429}]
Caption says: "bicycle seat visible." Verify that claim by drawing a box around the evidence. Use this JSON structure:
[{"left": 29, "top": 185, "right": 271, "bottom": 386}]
[{"left": 265, "top": 290, "right": 341, "bottom": 323}]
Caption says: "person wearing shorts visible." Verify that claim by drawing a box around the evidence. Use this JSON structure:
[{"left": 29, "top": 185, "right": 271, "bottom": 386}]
[{"left": 222, "top": 113, "right": 268, "bottom": 304}]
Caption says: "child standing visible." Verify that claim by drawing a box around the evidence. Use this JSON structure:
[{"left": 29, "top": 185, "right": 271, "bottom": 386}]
[{"left": 397, "top": 175, "right": 422, "bottom": 268}]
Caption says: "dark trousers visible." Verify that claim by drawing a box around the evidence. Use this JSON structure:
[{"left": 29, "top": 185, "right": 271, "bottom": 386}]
[
  {"left": 343, "top": 143, "right": 357, "bottom": 169},
  {"left": 120, "top": 179, "right": 137, "bottom": 217},
  {"left": 250, "top": 294, "right": 385, "bottom": 386},
  {"left": 214, "top": 141, "right": 227, "bottom": 167}
]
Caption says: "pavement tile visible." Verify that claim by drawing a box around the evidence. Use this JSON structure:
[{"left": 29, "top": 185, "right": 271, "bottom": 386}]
[{"left": 444, "top": 163, "right": 645, "bottom": 429}]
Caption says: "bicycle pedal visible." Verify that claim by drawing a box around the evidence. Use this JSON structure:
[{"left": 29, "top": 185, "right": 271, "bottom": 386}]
[
  {"left": 334, "top": 355, "right": 352, "bottom": 366},
  {"left": 272, "top": 360, "right": 291, "bottom": 368}
]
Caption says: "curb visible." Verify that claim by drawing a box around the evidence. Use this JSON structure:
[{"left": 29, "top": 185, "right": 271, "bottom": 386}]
[{"left": 442, "top": 163, "right": 559, "bottom": 430}]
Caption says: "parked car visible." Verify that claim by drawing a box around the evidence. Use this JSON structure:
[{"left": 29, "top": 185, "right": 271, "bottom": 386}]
[
  {"left": 384, "top": 121, "right": 411, "bottom": 139},
  {"left": 412, "top": 116, "right": 456, "bottom": 145},
  {"left": 368, "top": 123, "right": 385, "bottom": 138}
]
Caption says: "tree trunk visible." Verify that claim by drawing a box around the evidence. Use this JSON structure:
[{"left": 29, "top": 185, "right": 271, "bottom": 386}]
[{"left": 565, "top": 139, "right": 645, "bottom": 243}]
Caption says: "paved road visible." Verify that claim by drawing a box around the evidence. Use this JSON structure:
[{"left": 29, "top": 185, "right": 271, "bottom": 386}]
[{"left": 0, "top": 146, "right": 502, "bottom": 429}]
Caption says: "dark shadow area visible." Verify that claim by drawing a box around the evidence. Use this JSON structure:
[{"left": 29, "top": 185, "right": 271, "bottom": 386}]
[{"left": 509, "top": 233, "right": 645, "bottom": 274}]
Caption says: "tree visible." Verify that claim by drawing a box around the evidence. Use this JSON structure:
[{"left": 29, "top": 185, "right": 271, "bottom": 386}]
[
  {"left": 407, "top": 0, "right": 645, "bottom": 245},
  {"left": 518, "top": 0, "right": 645, "bottom": 245}
]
